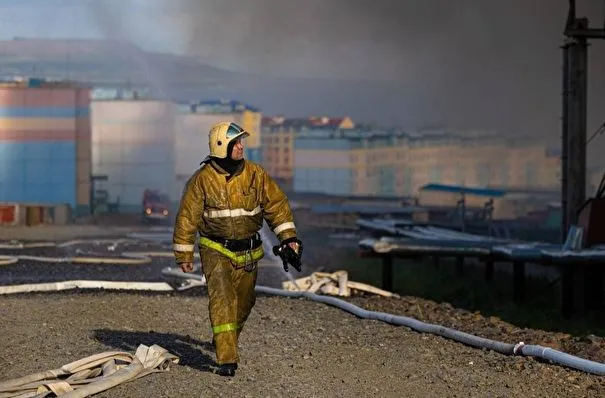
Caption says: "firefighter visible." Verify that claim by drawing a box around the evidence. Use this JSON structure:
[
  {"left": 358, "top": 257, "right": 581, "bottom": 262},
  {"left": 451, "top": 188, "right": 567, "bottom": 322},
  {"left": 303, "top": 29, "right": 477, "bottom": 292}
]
[{"left": 172, "top": 121, "right": 302, "bottom": 377}]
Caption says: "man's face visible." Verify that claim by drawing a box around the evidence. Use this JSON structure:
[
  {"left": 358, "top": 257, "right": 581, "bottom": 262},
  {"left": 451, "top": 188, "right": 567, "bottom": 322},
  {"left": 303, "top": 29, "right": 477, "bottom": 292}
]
[{"left": 231, "top": 137, "right": 245, "bottom": 160}]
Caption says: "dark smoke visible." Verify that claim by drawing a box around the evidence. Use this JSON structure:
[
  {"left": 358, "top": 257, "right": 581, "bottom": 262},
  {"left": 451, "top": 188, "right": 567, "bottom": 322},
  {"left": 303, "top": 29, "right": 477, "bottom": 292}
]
[
  {"left": 167, "top": 1, "right": 604, "bottom": 137},
  {"left": 88, "top": 1, "right": 605, "bottom": 162}
]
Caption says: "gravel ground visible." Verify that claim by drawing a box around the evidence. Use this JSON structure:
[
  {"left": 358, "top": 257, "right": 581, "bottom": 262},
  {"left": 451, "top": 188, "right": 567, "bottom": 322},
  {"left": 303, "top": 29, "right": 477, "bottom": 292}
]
[
  {"left": 2, "top": 291, "right": 605, "bottom": 398},
  {"left": 1, "top": 222, "right": 605, "bottom": 397},
  {"left": 348, "top": 296, "right": 605, "bottom": 365}
]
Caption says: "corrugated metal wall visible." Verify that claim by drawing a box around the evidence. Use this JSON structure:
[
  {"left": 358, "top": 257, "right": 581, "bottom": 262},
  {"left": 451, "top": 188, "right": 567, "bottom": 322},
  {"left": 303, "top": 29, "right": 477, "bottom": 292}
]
[
  {"left": 75, "top": 88, "right": 92, "bottom": 215},
  {"left": 91, "top": 100, "right": 176, "bottom": 211},
  {"left": 0, "top": 85, "right": 89, "bottom": 211}
]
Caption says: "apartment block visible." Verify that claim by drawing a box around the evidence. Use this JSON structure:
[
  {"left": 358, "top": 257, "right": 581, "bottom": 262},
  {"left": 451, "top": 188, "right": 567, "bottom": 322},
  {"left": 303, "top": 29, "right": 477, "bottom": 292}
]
[
  {"left": 292, "top": 127, "right": 560, "bottom": 197},
  {"left": 261, "top": 116, "right": 354, "bottom": 187}
]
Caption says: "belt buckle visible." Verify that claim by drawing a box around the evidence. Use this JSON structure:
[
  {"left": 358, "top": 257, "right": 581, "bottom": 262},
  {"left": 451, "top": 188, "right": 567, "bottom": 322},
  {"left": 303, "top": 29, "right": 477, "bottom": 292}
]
[{"left": 243, "top": 237, "right": 256, "bottom": 272}]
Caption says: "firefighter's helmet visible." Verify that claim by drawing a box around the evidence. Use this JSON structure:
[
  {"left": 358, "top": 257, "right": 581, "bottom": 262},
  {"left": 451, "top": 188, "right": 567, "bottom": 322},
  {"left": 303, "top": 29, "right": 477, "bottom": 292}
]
[{"left": 208, "top": 121, "right": 249, "bottom": 159}]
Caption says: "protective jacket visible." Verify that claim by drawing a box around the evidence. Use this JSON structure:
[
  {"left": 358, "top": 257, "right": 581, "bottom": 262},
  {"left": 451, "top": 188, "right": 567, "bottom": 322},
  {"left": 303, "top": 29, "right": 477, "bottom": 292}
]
[
  {"left": 172, "top": 158, "right": 297, "bottom": 366},
  {"left": 172, "top": 159, "right": 297, "bottom": 262}
]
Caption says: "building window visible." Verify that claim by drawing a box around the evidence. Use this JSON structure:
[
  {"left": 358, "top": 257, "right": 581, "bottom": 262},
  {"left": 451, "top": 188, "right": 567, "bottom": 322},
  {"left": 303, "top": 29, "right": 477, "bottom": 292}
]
[
  {"left": 524, "top": 162, "right": 537, "bottom": 186},
  {"left": 500, "top": 163, "right": 509, "bottom": 187},
  {"left": 429, "top": 166, "right": 443, "bottom": 183},
  {"left": 452, "top": 166, "right": 464, "bottom": 186},
  {"left": 403, "top": 168, "right": 413, "bottom": 194},
  {"left": 476, "top": 163, "right": 490, "bottom": 186}
]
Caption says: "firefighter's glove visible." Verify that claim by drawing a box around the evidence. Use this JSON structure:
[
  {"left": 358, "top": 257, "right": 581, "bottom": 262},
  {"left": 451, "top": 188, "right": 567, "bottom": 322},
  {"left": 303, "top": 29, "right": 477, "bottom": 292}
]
[
  {"left": 179, "top": 262, "right": 194, "bottom": 273},
  {"left": 272, "top": 237, "right": 303, "bottom": 273}
]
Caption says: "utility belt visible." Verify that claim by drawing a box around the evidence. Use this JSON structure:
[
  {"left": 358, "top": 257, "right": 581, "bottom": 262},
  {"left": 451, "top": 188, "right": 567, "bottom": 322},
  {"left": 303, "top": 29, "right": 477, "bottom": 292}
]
[
  {"left": 205, "top": 233, "right": 262, "bottom": 252},
  {"left": 200, "top": 233, "right": 264, "bottom": 266}
]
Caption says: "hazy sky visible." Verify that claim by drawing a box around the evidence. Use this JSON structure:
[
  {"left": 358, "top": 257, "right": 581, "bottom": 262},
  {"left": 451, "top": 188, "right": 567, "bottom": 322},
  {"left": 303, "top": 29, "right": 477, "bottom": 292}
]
[
  {"left": 1, "top": 0, "right": 602, "bottom": 80},
  {"left": 0, "top": 0, "right": 604, "bottom": 154}
]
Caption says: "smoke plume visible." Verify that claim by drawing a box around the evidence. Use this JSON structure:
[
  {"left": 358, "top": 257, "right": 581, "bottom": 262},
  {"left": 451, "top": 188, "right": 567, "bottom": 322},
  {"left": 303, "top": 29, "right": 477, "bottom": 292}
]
[{"left": 84, "top": 0, "right": 605, "bottom": 151}]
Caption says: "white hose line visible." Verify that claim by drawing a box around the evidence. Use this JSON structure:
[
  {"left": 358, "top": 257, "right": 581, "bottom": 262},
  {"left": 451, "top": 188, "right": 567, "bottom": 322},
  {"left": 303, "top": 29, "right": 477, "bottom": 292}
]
[
  {"left": 0, "top": 256, "right": 18, "bottom": 266},
  {"left": 0, "top": 280, "right": 176, "bottom": 294},
  {"left": 0, "top": 239, "right": 137, "bottom": 250},
  {"left": 0, "top": 239, "right": 199, "bottom": 266},
  {"left": 159, "top": 269, "right": 605, "bottom": 377}
]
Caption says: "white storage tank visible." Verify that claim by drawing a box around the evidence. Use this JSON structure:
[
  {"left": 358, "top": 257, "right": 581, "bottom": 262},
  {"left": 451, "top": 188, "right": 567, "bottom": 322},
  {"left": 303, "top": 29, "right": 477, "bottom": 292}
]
[{"left": 91, "top": 99, "right": 176, "bottom": 212}]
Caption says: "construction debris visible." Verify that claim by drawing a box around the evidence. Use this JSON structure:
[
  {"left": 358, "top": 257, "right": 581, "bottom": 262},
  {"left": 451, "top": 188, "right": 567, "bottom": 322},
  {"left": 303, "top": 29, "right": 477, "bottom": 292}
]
[
  {"left": 0, "top": 344, "right": 179, "bottom": 398},
  {"left": 281, "top": 271, "right": 400, "bottom": 298}
]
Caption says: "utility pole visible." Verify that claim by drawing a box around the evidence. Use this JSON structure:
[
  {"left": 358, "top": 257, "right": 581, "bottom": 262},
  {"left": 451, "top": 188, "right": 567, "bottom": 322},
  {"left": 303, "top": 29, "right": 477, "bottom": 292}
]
[
  {"left": 561, "top": 0, "right": 605, "bottom": 241},
  {"left": 560, "top": 0, "right": 605, "bottom": 318}
]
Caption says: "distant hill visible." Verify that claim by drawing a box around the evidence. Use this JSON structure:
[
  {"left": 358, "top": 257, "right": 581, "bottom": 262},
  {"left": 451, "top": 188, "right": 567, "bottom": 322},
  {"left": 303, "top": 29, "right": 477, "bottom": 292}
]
[
  {"left": 0, "top": 38, "right": 409, "bottom": 125},
  {"left": 0, "top": 38, "right": 238, "bottom": 89}
]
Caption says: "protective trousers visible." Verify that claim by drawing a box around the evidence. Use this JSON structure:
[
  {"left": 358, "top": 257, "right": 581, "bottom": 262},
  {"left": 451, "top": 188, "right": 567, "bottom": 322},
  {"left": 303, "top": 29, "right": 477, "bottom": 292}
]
[{"left": 200, "top": 245, "right": 258, "bottom": 365}]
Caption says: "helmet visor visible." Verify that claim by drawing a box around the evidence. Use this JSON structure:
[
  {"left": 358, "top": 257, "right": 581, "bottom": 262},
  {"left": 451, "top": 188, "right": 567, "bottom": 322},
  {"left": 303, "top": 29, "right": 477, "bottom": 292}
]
[{"left": 226, "top": 123, "right": 249, "bottom": 140}]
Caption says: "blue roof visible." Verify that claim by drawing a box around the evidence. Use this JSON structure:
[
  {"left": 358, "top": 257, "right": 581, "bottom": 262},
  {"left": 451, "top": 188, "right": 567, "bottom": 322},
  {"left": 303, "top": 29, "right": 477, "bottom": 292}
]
[
  {"left": 176, "top": 99, "right": 260, "bottom": 113},
  {"left": 197, "top": 99, "right": 259, "bottom": 112},
  {"left": 419, "top": 184, "right": 507, "bottom": 197}
]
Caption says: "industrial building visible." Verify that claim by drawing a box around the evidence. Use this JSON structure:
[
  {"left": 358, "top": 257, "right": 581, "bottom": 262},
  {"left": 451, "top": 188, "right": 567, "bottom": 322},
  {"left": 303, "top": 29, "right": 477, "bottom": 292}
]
[
  {"left": 290, "top": 127, "right": 560, "bottom": 197},
  {"left": 91, "top": 90, "right": 177, "bottom": 212},
  {"left": 261, "top": 116, "right": 355, "bottom": 189},
  {"left": 0, "top": 78, "right": 92, "bottom": 217},
  {"left": 261, "top": 116, "right": 560, "bottom": 198},
  {"left": 174, "top": 100, "right": 262, "bottom": 194},
  {"left": 89, "top": 94, "right": 263, "bottom": 213}
]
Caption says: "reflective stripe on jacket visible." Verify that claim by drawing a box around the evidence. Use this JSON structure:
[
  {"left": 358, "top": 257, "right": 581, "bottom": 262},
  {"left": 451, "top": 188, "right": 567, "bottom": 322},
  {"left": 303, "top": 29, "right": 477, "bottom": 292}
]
[{"left": 172, "top": 160, "right": 297, "bottom": 263}]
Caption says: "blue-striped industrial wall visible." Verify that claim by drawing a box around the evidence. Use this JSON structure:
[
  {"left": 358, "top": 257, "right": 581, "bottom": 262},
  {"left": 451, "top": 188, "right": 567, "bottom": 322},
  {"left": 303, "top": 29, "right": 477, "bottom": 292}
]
[
  {"left": 0, "top": 107, "right": 89, "bottom": 118},
  {"left": 293, "top": 168, "right": 353, "bottom": 195},
  {"left": 0, "top": 85, "right": 91, "bottom": 214},
  {"left": 0, "top": 141, "right": 76, "bottom": 207}
]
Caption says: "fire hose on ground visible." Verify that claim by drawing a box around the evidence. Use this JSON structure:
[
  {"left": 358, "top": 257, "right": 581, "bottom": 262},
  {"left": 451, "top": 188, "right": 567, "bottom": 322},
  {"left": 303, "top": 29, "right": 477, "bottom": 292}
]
[
  {"left": 0, "top": 237, "right": 605, "bottom": 377},
  {"left": 0, "top": 344, "right": 179, "bottom": 398}
]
